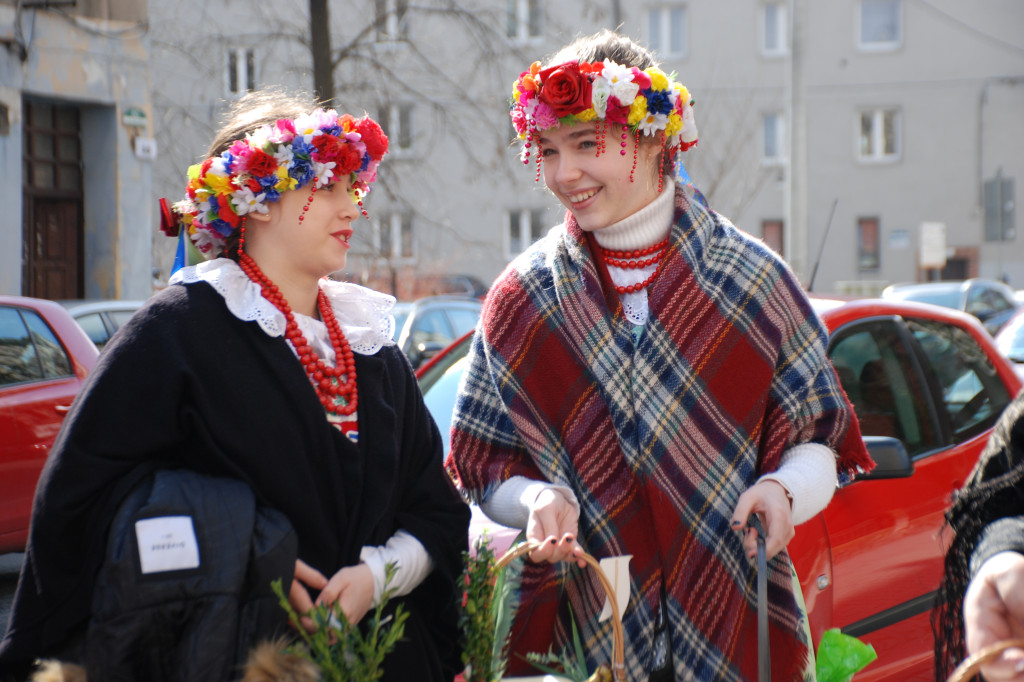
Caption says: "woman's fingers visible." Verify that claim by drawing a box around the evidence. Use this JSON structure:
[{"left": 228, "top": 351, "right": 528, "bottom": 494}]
[
  {"left": 732, "top": 481, "right": 794, "bottom": 561},
  {"left": 294, "top": 558, "right": 329, "bottom": 590},
  {"left": 317, "top": 564, "right": 376, "bottom": 627},
  {"left": 289, "top": 576, "right": 318, "bottom": 633}
]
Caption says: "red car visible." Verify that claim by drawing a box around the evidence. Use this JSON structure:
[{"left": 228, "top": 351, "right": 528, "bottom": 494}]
[
  {"left": 418, "top": 296, "right": 1023, "bottom": 681},
  {"left": 0, "top": 296, "right": 99, "bottom": 553}
]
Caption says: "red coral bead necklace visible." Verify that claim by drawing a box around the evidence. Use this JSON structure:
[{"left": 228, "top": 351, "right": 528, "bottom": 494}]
[
  {"left": 597, "top": 238, "right": 670, "bottom": 295},
  {"left": 238, "top": 251, "right": 358, "bottom": 417}
]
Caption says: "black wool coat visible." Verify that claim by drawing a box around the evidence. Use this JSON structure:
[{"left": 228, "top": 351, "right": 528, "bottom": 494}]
[{"left": 0, "top": 281, "right": 470, "bottom": 681}]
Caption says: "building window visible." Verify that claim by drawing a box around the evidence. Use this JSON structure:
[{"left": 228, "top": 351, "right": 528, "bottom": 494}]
[
  {"left": 378, "top": 103, "right": 413, "bottom": 154},
  {"left": 858, "top": 108, "right": 900, "bottom": 162},
  {"left": 762, "top": 112, "right": 786, "bottom": 164},
  {"left": 858, "top": 0, "right": 901, "bottom": 51},
  {"left": 507, "top": 209, "right": 546, "bottom": 258},
  {"left": 984, "top": 174, "right": 1016, "bottom": 242},
  {"left": 648, "top": 6, "right": 687, "bottom": 58},
  {"left": 761, "top": 220, "right": 784, "bottom": 255},
  {"left": 761, "top": 2, "right": 788, "bottom": 56},
  {"left": 227, "top": 48, "right": 256, "bottom": 97},
  {"left": 858, "top": 217, "right": 880, "bottom": 270},
  {"left": 377, "top": 213, "right": 415, "bottom": 260},
  {"left": 375, "top": 0, "right": 409, "bottom": 41},
  {"left": 507, "top": 0, "right": 542, "bottom": 42}
]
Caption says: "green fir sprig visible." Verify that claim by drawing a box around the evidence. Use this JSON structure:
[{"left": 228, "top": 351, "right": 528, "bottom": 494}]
[
  {"left": 459, "top": 534, "right": 502, "bottom": 682},
  {"left": 271, "top": 563, "right": 409, "bottom": 682}
]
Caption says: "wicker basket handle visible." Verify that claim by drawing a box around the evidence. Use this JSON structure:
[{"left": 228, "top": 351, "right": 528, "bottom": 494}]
[
  {"left": 947, "top": 638, "right": 1024, "bottom": 682},
  {"left": 496, "top": 541, "right": 627, "bottom": 682}
]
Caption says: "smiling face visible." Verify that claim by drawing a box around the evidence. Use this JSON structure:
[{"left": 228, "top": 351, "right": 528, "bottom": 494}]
[
  {"left": 539, "top": 122, "right": 663, "bottom": 232},
  {"left": 245, "top": 175, "right": 360, "bottom": 284}
]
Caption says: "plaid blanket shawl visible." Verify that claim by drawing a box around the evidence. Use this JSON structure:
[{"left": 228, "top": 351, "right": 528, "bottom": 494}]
[{"left": 447, "top": 187, "right": 870, "bottom": 680}]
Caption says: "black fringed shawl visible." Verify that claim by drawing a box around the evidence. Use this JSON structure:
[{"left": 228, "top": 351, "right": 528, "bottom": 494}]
[{"left": 934, "top": 391, "right": 1024, "bottom": 680}]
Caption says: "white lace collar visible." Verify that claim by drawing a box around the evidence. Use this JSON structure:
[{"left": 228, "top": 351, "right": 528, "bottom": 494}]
[{"left": 169, "top": 259, "right": 396, "bottom": 355}]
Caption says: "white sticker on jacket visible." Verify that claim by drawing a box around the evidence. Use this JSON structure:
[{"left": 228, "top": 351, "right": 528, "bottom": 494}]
[
  {"left": 598, "top": 554, "right": 632, "bottom": 624},
  {"left": 135, "top": 516, "right": 201, "bottom": 574}
]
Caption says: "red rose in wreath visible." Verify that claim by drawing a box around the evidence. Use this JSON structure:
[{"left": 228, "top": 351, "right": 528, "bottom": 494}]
[{"left": 538, "top": 62, "right": 593, "bottom": 118}]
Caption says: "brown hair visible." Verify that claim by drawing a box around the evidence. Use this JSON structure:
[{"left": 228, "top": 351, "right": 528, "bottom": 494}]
[
  {"left": 206, "top": 87, "right": 320, "bottom": 158},
  {"left": 547, "top": 29, "right": 657, "bottom": 71},
  {"left": 206, "top": 88, "right": 321, "bottom": 259}
]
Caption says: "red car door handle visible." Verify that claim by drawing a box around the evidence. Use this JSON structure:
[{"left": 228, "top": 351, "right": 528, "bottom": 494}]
[{"left": 55, "top": 404, "right": 72, "bottom": 413}]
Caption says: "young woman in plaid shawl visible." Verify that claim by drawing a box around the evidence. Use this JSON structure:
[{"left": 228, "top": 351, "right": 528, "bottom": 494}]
[{"left": 445, "top": 31, "right": 872, "bottom": 681}]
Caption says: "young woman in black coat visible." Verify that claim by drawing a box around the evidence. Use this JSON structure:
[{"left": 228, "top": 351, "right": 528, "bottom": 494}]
[{"left": 0, "top": 90, "right": 470, "bottom": 682}]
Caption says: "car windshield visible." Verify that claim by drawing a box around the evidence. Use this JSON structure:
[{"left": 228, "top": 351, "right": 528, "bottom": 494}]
[
  {"left": 422, "top": 356, "right": 469, "bottom": 457},
  {"left": 891, "top": 288, "right": 961, "bottom": 309},
  {"left": 996, "top": 315, "right": 1024, "bottom": 362},
  {"left": 392, "top": 310, "right": 409, "bottom": 341}
]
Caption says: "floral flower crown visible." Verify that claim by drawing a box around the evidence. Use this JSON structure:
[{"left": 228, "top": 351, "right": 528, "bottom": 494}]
[
  {"left": 511, "top": 59, "right": 698, "bottom": 168},
  {"left": 170, "top": 109, "right": 388, "bottom": 257}
]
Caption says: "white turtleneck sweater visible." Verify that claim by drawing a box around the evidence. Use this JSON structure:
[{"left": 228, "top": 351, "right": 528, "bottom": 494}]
[{"left": 481, "top": 181, "right": 839, "bottom": 529}]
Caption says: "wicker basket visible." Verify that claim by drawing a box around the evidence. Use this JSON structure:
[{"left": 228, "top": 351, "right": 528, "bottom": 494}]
[
  {"left": 946, "top": 638, "right": 1024, "bottom": 682},
  {"left": 492, "top": 541, "right": 627, "bottom": 682}
]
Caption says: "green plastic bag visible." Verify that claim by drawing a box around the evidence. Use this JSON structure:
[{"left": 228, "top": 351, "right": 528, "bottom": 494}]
[{"left": 815, "top": 628, "right": 878, "bottom": 682}]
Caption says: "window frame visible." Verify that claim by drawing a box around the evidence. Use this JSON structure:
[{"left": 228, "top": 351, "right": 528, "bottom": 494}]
[
  {"left": 375, "top": 0, "right": 410, "bottom": 42},
  {"left": 761, "top": 111, "right": 787, "bottom": 165},
  {"left": 761, "top": 219, "right": 784, "bottom": 255},
  {"left": 905, "top": 316, "right": 1012, "bottom": 444},
  {"left": 378, "top": 103, "right": 414, "bottom": 156},
  {"left": 857, "top": 0, "right": 903, "bottom": 52},
  {"left": 647, "top": 5, "right": 689, "bottom": 59},
  {"left": 505, "top": 208, "right": 546, "bottom": 259},
  {"left": 856, "top": 107, "right": 902, "bottom": 164},
  {"left": 857, "top": 216, "right": 881, "bottom": 271},
  {"left": 829, "top": 316, "right": 944, "bottom": 458},
  {"left": 760, "top": 2, "right": 789, "bottom": 57},
  {"left": 506, "top": 0, "right": 543, "bottom": 44},
  {"left": 375, "top": 212, "right": 416, "bottom": 263},
  {"left": 0, "top": 306, "right": 74, "bottom": 387},
  {"left": 226, "top": 47, "right": 256, "bottom": 98}
]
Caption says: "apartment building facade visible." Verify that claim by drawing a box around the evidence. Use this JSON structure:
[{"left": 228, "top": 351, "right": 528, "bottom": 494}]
[{"left": 5, "top": 1, "right": 1020, "bottom": 299}]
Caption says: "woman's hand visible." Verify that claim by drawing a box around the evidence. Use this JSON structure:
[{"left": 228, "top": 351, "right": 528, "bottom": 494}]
[
  {"left": 525, "top": 487, "right": 586, "bottom": 567},
  {"left": 317, "top": 563, "right": 376, "bottom": 627},
  {"left": 731, "top": 480, "right": 795, "bottom": 561},
  {"left": 963, "top": 551, "right": 1024, "bottom": 680},
  {"left": 290, "top": 558, "right": 329, "bottom": 633}
]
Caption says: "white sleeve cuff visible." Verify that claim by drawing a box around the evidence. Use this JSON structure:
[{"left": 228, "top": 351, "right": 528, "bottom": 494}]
[
  {"left": 358, "top": 529, "right": 434, "bottom": 605},
  {"left": 758, "top": 443, "right": 838, "bottom": 525},
  {"left": 479, "top": 475, "right": 580, "bottom": 529}
]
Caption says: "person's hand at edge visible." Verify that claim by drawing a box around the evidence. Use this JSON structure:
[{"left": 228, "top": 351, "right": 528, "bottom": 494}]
[{"left": 964, "top": 551, "right": 1024, "bottom": 681}]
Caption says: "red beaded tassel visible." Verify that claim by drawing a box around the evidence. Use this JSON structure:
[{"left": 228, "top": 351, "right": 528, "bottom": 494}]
[
  {"left": 629, "top": 130, "right": 640, "bottom": 183},
  {"left": 598, "top": 238, "right": 670, "bottom": 295},
  {"left": 238, "top": 252, "right": 358, "bottom": 418},
  {"left": 533, "top": 130, "right": 543, "bottom": 183},
  {"left": 299, "top": 184, "right": 317, "bottom": 223}
]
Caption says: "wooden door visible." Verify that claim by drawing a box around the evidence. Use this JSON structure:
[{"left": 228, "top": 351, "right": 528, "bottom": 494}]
[{"left": 22, "top": 98, "right": 83, "bottom": 299}]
